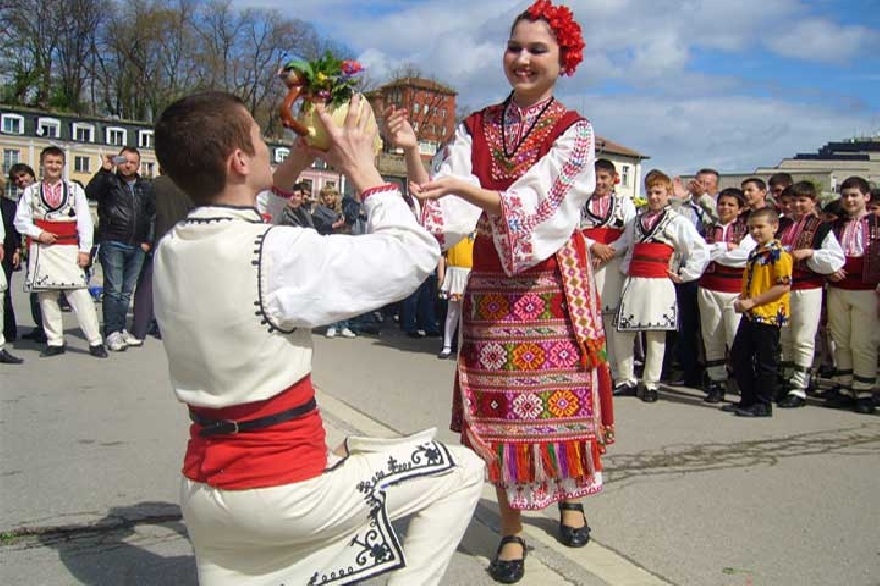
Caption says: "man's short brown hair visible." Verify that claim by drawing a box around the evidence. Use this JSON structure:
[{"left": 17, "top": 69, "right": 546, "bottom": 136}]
[{"left": 154, "top": 92, "right": 255, "bottom": 205}]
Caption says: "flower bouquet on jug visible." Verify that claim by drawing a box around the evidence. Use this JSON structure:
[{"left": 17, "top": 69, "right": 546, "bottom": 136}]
[{"left": 277, "top": 51, "right": 382, "bottom": 154}]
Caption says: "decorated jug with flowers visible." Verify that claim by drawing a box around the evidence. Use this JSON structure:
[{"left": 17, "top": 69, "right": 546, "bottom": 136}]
[{"left": 278, "top": 52, "right": 382, "bottom": 154}]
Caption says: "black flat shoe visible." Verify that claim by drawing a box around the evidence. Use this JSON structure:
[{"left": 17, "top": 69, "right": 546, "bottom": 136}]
[
  {"left": 720, "top": 402, "right": 750, "bottom": 413},
  {"left": 854, "top": 397, "right": 876, "bottom": 415},
  {"left": 558, "top": 501, "right": 591, "bottom": 548},
  {"left": 40, "top": 345, "right": 65, "bottom": 357},
  {"left": 735, "top": 404, "right": 772, "bottom": 417},
  {"left": 640, "top": 386, "right": 659, "bottom": 403},
  {"left": 89, "top": 344, "right": 108, "bottom": 358},
  {"left": 0, "top": 349, "right": 24, "bottom": 364},
  {"left": 705, "top": 382, "right": 726, "bottom": 403},
  {"left": 824, "top": 388, "right": 855, "bottom": 409},
  {"left": 612, "top": 382, "right": 637, "bottom": 397},
  {"left": 488, "top": 535, "right": 526, "bottom": 584},
  {"left": 778, "top": 395, "right": 806, "bottom": 408}
]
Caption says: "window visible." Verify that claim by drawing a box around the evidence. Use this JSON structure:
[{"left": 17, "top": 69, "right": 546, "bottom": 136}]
[
  {"left": 621, "top": 165, "right": 630, "bottom": 187},
  {"left": 74, "top": 156, "right": 91, "bottom": 173},
  {"left": 419, "top": 141, "right": 438, "bottom": 156},
  {"left": 138, "top": 129, "right": 154, "bottom": 149},
  {"left": 1, "top": 114, "right": 24, "bottom": 135},
  {"left": 72, "top": 122, "right": 95, "bottom": 142},
  {"left": 3, "top": 149, "right": 20, "bottom": 175},
  {"left": 106, "top": 126, "right": 127, "bottom": 146},
  {"left": 141, "top": 161, "right": 156, "bottom": 178},
  {"left": 274, "top": 147, "right": 289, "bottom": 163},
  {"left": 441, "top": 108, "right": 447, "bottom": 119},
  {"left": 413, "top": 102, "right": 421, "bottom": 114},
  {"left": 37, "top": 117, "right": 60, "bottom": 138},
  {"left": 413, "top": 122, "right": 420, "bottom": 133}
]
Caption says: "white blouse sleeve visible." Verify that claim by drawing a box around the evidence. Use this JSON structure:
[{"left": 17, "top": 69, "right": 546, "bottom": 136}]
[
  {"left": 420, "top": 124, "right": 484, "bottom": 251},
  {"left": 670, "top": 217, "right": 710, "bottom": 282},
  {"left": 72, "top": 183, "right": 94, "bottom": 252},
  {"left": 13, "top": 185, "right": 40, "bottom": 239},
  {"left": 619, "top": 217, "right": 638, "bottom": 275},
  {"left": 711, "top": 234, "right": 756, "bottom": 268},
  {"left": 424, "top": 119, "right": 596, "bottom": 276},
  {"left": 262, "top": 188, "right": 441, "bottom": 329},
  {"left": 807, "top": 231, "right": 845, "bottom": 274}
]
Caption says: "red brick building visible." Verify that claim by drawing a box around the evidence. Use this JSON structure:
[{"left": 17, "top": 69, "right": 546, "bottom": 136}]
[{"left": 366, "top": 77, "right": 457, "bottom": 160}]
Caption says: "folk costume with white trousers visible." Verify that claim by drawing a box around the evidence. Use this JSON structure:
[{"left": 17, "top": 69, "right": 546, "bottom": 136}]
[
  {"left": 153, "top": 187, "right": 485, "bottom": 586},
  {"left": 697, "top": 218, "right": 755, "bottom": 383},
  {"left": 778, "top": 214, "right": 844, "bottom": 398},
  {"left": 828, "top": 213, "right": 880, "bottom": 399},
  {"left": 421, "top": 96, "right": 615, "bottom": 510},
  {"left": 14, "top": 180, "right": 102, "bottom": 348},
  {"left": 615, "top": 207, "right": 709, "bottom": 390},
  {"left": 580, "top": 190, "right": 635, "bottom": 381}
]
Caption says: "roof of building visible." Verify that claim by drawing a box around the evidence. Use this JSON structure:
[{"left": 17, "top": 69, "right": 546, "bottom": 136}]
[
  {"left": 794, "top": 138, "right": 880, "bottom": 159},
  {"left": 373, "top": 77, "right": 458, "bottom": 96},
  {"left": 596, "top": 136, "right": 648, "bottom": 159}
]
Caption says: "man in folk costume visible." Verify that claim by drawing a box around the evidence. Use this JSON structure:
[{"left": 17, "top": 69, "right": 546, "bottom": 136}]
[
  {"left": 826, "top": 177, "right": 879, "bottom": 414},
  {"left": 580, "top": 158, "right": 636, "bottom": 393},
  {"left": 152, "top": 92, "right": 484, "bottom": 586},
  {"left": 615, "top": 170, "right": 710, "bottom": 402},
  {"left": 776, "top": 181, "right": 844, "bottom": 408},
  {"left": 697, "top": 188, "right": 755, "bottom": 403},
  {"left": 14, "top": 146, "right": 107, "bottom": 358},
  {"left": 386, "top": 3, "right": 613, "bottom": 582}
]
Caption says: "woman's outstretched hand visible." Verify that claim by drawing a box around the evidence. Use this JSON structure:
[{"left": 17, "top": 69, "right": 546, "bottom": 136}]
[{"left": 384, "top": 105, "right": 418, "bottom": 149}]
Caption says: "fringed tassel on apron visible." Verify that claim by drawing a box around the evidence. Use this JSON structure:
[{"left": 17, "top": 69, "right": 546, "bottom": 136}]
[{"left": 487, "top": 440, "right": 600, "bottom": 485}]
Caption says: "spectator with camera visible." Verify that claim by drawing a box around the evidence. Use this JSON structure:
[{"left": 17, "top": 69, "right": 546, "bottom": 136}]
[{"left": 86, "top": 147, "right": 156, "bottom": 351}]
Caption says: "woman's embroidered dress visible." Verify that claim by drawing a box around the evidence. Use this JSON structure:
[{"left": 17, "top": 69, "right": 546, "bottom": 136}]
[{"left": 421, "top": 97, "right": 613, "bottom": 510}]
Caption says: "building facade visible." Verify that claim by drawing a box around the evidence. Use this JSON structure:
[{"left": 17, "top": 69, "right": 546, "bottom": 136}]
[{"left": 0, "top": 105, "right": 342, "bottom": 201}]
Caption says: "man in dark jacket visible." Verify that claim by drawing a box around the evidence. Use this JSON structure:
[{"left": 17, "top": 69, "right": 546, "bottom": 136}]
[{"left": 86, "top": 147, "right": 156, "bottom": 351}]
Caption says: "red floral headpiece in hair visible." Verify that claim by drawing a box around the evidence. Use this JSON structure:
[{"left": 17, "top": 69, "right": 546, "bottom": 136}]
[{"left": 525, "top": 0, "right": 585, "bottom": 76}]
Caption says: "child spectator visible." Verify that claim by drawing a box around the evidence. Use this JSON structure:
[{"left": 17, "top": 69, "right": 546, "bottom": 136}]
[
  {"left": 697, "top": 188, "right": 755, "bottom": 402},
  {"left": 776, "top": 181, "right": 844, "bottom": 407},
  {"left": 437, "top": 233, "right": 474, "bottom": 358},
  {"left": 725, "top": 208, "right": 793, "bottom": 417},
  {"left": 826, "top": 177, "right": 879, "bottom": 414},
  {"left": 615, "top": 170, "right": 709, "bottom": 402}
]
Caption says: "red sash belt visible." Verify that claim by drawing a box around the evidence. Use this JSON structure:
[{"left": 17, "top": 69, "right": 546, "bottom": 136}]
[
  {"left": 792, "top": 268, "right": 824, "bottom": 290},
  {"left": 830, "top": 256, "right": 874, "bottom": 291},
  {"left": 628, "top": 242, "right": 673, "bottom": 278},
  {"left": 699, "top": 263, "right": 744, "bottom": 294},
  {"left": 583, "top": 227, "right": 623, "bottom": 245},
  {"left": 32, "top": 219, "right": 79, "bottom": 245},
  {"left": 183, "top": 375, "right": 327, "bottom": 490}
]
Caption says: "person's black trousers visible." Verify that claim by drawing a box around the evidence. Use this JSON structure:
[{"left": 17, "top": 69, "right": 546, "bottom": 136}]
[{"left": 731, "top": 319, "right": 781, "bottom": 407}]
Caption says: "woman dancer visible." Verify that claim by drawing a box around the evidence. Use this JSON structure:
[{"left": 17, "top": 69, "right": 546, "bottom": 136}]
[{"left": 387, "top": 1, "right": 612, "bottom": 582}]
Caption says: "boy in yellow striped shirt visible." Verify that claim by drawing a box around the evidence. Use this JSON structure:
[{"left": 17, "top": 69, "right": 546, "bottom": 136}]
[{"left": 725, "top": 208, "right": 793, "bottom": 417}]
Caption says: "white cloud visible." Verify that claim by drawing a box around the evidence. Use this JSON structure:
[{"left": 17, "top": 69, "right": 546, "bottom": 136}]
[{"left": 234, "top": 0, "right": 878, "bottom": 170}]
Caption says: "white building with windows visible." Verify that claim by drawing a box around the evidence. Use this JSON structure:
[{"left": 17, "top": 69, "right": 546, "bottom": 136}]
[{"left": 595, "top": 136, "right": 649, "bottom": 205}]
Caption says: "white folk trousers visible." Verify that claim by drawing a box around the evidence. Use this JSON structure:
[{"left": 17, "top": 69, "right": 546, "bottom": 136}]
[
  {"left": 780, "top": 288, "right": 823, "bottom": 397},
  {"left": 40, "top": 289, "right": 102, "bottom": 347},
  {"left": 697, "top": 288, "right": 742, "bottom": 382},
  {"left": 828, "top": 288, "right": 878, "bottom": 398},
  {"left": 617, "top": 330, "right": 666, "bottom": 390}
]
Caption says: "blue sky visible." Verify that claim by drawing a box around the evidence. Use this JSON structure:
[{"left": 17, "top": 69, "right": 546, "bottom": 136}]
[{"left": 239, "top": 0, "right": 879, "bottom": 173}]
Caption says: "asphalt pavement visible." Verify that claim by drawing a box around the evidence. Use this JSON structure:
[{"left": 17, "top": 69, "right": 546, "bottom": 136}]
[{"left": 1, "top": 292, "right": 878, "bottom": 585}]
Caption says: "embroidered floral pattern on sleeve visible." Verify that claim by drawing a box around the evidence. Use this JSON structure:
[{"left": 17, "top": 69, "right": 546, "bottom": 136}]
[{"left": 489, "top": 115, "right": 593, "bottom": 275}]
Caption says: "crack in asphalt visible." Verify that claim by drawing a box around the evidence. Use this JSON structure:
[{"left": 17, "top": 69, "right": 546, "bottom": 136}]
[{"left": 604, "top": 423, "right": 880, "bottom": 484}]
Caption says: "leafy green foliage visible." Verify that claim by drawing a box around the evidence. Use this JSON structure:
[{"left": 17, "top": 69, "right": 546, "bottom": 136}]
[{"left": 284, "top": 50, "right": 363, "bottom": 108}]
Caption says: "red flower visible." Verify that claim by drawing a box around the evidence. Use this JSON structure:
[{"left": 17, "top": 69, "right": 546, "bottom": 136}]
[
  {"left": 342, "top": 60, "right": 362, "bottom": 75},
  {"left": 525, "top": 0, "right": 585, "bottom": 76}
]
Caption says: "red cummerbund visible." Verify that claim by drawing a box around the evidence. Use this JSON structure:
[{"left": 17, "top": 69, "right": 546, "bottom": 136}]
[
  {"left": 699, "top": 263, "right": 744, "bottom": 294},
  {"left": 792, "top": 268, "right": 824, "bottom": 290},
  {"left": 33, "top": 219, "right": 79, "bottom": 244},
  {"left": 629, "top": 242, "right": 673, "bottom": 278},
  {"left": 830, "top": 256, "right": 874, "bottom": 291},
  {"left": 183, "top": 374, "right": 327, "bottom": 490},
  {"left": 583, "top": 227, "right": 624, "bottom": 245}
]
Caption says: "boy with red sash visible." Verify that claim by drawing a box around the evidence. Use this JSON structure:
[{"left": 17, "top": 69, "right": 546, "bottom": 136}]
[
  {"left": 826, "top": 176, "right": 879, "bottom": 414},
  {"left": 776, "top": 181, "right": 844, "bottom": 407},
  {"left": 14, "top": 146, "right": 106, "bottom": 357},
  {"left": 698, "top": 188, "right": 755, "bottom": 402},
  {"left": 581, "top": 158, "right": 635, "bottom": 390},
  {"left": 615, "top": 170, "right": 709, "bottom": 401}
]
